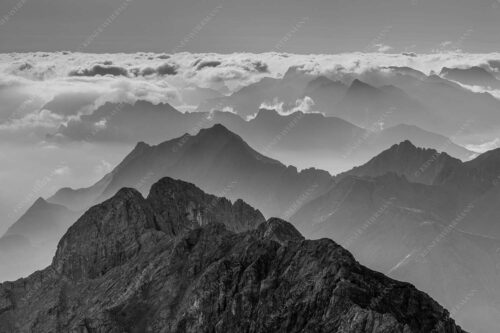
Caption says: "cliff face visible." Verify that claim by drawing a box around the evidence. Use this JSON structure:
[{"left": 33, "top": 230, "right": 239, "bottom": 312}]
[{"left": 0, "top": 177, "right": 465, "bottom": 333}]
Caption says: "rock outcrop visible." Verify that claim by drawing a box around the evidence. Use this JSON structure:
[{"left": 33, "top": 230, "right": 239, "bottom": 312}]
[{"left": 0, "top": 177, "right": 465, "bottom": 332}]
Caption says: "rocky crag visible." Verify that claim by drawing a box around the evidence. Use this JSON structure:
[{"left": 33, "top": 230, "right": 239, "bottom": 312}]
[{"left": 0, "top": 177, "right": 465, "bottom": 333}]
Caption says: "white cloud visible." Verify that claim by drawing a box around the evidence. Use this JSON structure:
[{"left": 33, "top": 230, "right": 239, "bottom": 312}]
[
  {"left": 259, "top": 96, "right": 318, "bottom": 116},
  {"left": 292, "top": 96, "right": 316, "bottom": 113},
  {"left": 466, "top": 138, "right": 500, "bottom": 153},
  {"left": 374, "top": 43, "right": 393, "bottom": 53},
  {"left": 0, "top": 109, "right": 63, "bottom": 131},
  {"left": 53, "top": 165, "right": 71, "bottom": 176},
  {"left": 1, "top": 51, "right": 500, "bottom": 143},
  {"left": 221, "top": 106, "right": 237, "bottom": 114},
  {"left": 259, "top": 98, "right": 285, "bottom": 114},
  {"left": 94, "top": 119, "right": 107, "bottom": 130}
]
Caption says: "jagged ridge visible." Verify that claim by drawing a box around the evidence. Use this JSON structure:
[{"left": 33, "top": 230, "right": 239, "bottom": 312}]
[{"left": 0, "top": 177, "right": 465, "bottom": 332}]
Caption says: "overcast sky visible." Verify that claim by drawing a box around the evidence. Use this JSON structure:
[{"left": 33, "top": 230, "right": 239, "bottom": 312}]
[{"left": 1, "top": 0, "right": 500, "bottom": 54}]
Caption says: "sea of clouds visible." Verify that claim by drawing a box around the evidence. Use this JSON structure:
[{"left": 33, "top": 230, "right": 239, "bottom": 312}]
[{"left": 1, "top": 51, "right": 500, "bottom": 143}]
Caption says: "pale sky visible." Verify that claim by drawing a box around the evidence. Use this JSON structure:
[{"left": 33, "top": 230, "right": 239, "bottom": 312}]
[{"left": 1, "top": 0, "right": 500, "bottom": 53}]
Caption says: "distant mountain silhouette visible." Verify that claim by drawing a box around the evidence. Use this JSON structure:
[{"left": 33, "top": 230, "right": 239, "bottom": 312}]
[
  {"left": 197, "top": 66, "right": 314, "bottom": 117},
  {"left": 50, "top": 124, "right": 333, "bottom": 220},
  {"left": 373, "top": 124, "right": 472, "bottom": 160},
  {"left": 53, "top": 100, "right": 473, "bottom": 166},
  {"left": 341, "top": 140, "right": 462, "bottom": 185},
  {"left": 336, "top": 79, "right": 439, "bottom": 131},
  {"left": 441, "top": 66, "right": 500, "bottom": 89},
  {"left": 0, "top": 198, "right": 79, "bottom": 281},
  {"left": 365, "top": 67, "right": 500, "bottom": 141},
  {"left": 302, "top": 76, "right": 348, "bottom": 111}
]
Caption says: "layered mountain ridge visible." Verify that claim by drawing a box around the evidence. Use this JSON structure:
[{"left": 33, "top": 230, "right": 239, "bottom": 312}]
[
  {"left": 2, "top": 126, "right": 499, "bottom": 332},
  {"left": 50, "top": 124, "right": 334, "bottom": 219},
  {"left": 0, "top": 198, "right": 80, "bottom": 282},
  {"left": 0, "top": 177, "right": 465, "bottom": 333},
  {"left": 292, "top": 141, "right": 500, "bottom": 333}
]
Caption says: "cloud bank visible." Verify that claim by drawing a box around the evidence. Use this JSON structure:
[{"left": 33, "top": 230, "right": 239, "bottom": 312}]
[{"left": 1, "top": 51, "right": 500, "bottom": 143}]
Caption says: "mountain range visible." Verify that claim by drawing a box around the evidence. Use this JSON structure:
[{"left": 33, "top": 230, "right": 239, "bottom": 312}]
[
  {"left": 52, "top": 99, "right": 473, "bottom": 174},
  {"left": 193, "top": 66, "right": 500, "bottom": 143},
  {"left": 0, "top": 177, "right": 466, "bottom": 333},
  {"left": 2, "top": 125, "right": 499, "bottom": 332},
  {"left": 440, "top": 66, "right": 500, "bottom": 90},
  {"left": 1, "top": 125, "right": 334, "bottom": 280},
  {"left": 292, "top": 141, "right": 500, "bottom": 333}
]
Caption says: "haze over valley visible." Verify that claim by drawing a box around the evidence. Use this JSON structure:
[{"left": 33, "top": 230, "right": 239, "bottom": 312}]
[{"left": 1, "top": 0, "right": 500, "bottom": 332}]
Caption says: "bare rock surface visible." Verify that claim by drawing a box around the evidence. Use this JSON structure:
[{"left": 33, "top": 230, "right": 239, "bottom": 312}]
[{"left": 0, "top": 177, "right": 465, "bottom": 333}]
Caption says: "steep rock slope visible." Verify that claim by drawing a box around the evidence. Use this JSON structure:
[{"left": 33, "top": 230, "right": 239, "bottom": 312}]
[
  {"left": 0, "top": 177, "right": 465, "bottom": 333},
  {"left": 291, "top": 172, "right": 500, "bottom": 333}
]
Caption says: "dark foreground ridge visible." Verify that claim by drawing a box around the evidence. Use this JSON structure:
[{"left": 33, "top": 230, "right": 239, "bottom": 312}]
[{"left": 0, "top": 177, "right": 465, "bottom": 332}]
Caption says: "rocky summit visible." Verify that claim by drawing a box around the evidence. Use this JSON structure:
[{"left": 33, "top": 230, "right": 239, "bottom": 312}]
[{"left": 0, "top": 177, "right": 465, "bottom": 333}]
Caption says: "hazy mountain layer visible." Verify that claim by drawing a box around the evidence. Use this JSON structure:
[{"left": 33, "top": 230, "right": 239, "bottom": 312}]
[
  {"left": 292, "top": 142, "right": 500, "bottom": 333},
  {"left": 50, "top": 124, "right": 334, "bottom": 219},
  {"left": 54, "top": 99, "right": 473, "bottom": 170},
  {"left": 440, "top": 66, "right": 500, "bottom": 89},
  {"left": 340, "top": 140, "right": 462, "bottom": 185},
  {"left": 0, "top": 198, "right": 80, "bottom": 281}
]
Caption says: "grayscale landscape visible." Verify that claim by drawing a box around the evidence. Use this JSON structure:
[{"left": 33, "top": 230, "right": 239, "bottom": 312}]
[{"left": 1, "top": 0, "right": 500, "bottom": 332}]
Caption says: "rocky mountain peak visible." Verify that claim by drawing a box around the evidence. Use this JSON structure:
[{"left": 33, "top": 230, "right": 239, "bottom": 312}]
[
  {"left": 391, "top": 139, "right": 418, "bottom": 152},
  {"left": 198, "top": 123, "right": 234, "bottom": 137},
  {"left": 0, "top": 176, "right": 466, "bottom": 332},
  {"left": 52, "top": 187, "right": 157, "bottom": 280},
  {"left": 53, "top": 177, "right": 265, "bottom": 281},
  {"left": 255, "top": 217, "right": 305, "bottom": 245}
]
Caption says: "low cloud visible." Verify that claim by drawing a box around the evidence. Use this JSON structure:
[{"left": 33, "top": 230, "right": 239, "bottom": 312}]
[
  {"left": 374, "top": 44, "right": 393, "bottom": 53},
  {"left": 0, "top": 109, "right": 63, "bottom": 131},
  {"left": 466, "top": 138, "right": 500, "bottom": 153},
  {"left": 259, "top": 96, "right": 318, "bottom": 116},
  {"left": 1, "top": 51, "right": 500, "bottom": 143}
]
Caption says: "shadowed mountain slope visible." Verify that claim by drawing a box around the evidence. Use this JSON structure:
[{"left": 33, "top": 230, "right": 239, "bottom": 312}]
[
  {"left": 0, "top": 177, "right": 465, "bottom": 333},
  {"left": 292, "top": 144, "right": 500, "bottom": 333}
]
